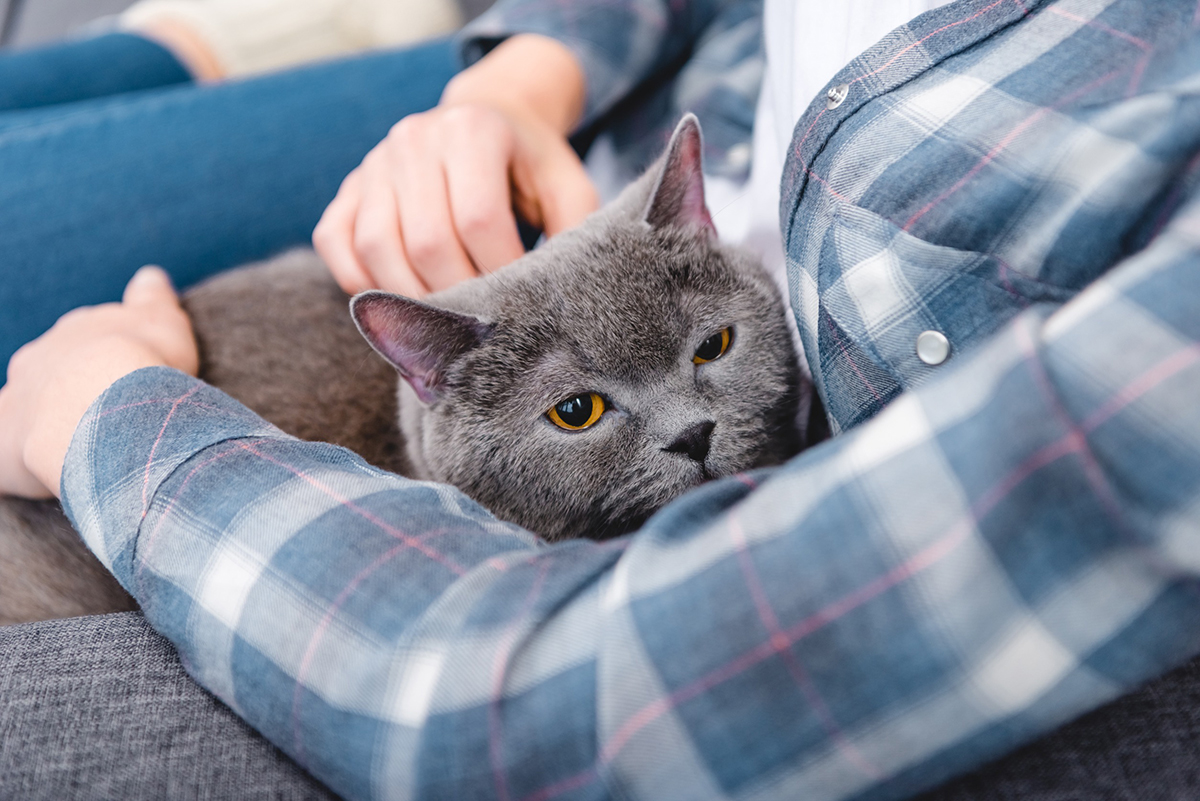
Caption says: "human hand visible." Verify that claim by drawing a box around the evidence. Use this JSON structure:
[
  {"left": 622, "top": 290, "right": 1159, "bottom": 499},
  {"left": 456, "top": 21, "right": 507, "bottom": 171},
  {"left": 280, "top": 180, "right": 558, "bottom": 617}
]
[
  {"left": 0, "top": 266, "right": 199, "bottom": 499},
  {"left": 312, "top": 34, "right": 600, "bottom": 297}
]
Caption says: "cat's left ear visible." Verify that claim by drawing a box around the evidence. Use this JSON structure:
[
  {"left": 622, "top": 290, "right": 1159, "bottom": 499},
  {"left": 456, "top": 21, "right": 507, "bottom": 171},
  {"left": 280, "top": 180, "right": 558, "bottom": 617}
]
[
  {"left": 643, "top": 113, "right": 716, "bottom": 239},
  {"left": 351, "top": 291, "right": 493, "bottom": 404}
]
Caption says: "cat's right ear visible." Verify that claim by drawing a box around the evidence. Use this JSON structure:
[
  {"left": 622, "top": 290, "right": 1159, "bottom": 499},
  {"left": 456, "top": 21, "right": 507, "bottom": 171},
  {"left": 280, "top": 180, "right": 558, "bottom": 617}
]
[
  {"left": 351, "top": 292, "right": 493, "bottom": 404},
  {"left": 643, "top": 113, "right": 716, "bottom": 239}
]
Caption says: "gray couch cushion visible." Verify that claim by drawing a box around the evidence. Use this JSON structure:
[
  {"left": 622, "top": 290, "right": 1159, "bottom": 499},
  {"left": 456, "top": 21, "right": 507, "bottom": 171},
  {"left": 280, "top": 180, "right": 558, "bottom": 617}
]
[{"left": 0, "top": 611, "right": 338, "bottom": 800}]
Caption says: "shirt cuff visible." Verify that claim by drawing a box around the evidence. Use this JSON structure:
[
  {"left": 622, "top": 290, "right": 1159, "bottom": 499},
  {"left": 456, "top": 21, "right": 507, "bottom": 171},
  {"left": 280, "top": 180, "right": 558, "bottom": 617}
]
[{"left": 60, "top": 367, "right": 287, "bottom": 591}]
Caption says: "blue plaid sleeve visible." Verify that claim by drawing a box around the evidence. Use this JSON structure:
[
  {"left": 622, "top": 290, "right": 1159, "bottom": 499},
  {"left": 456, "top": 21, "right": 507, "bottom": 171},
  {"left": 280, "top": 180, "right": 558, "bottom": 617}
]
[
  {"left": 457, "top": 0, "right": 748, "bottom": 130},
  {"left": 59, "top": 177, "right": 1200, "bottom": 800}
]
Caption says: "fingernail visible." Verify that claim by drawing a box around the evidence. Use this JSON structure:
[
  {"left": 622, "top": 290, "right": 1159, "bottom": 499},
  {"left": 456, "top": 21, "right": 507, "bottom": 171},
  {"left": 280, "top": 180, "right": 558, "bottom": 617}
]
[{"left": 130, "top": 265, "right": 166, "bottom": 286}]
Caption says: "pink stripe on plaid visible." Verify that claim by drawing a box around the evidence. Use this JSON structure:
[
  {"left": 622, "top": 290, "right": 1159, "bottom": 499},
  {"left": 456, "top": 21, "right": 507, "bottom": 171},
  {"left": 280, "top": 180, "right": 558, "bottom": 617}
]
[
  {"left": 1046, "top": 7, "right": 1151, "bottom": 52},
  {"left": 790, "top": 108, "right": 829, "bottom": 163},
  {"left": 823, "top": 311, "right": 885, "bottom": 404},
  {"left": 850, "top": 0, "right": 1007, "bottom": 87},
  {"left": 519, "top": 523, "right": 971, "bottom": 801},
  {"left": 902, "top": 107, "right": 1047, "bottom": 231},
  {"left": 790, "top": 0, "right": 1009, "bottom": 193},
  {"left": 291, "top": 538, "right": 418, "bottom": 768},
  {"left": 902, "top": 67, "right": 1123, "bottom": 232},
  {"left": 1016, "top": 323, "right": 1126, "bottom": 525},
  {"left": 239, "top": 442, "right": 466, "bottom": 575},
  {"left": 799, "top": 166, "right": 851, "bottom": 204},
  {"left": 96, "top": 397, "right": 241, "bottom": 420},
  {"left": 996, "top": 258, "right": 1032, "bottom": 307},
  {"left": 1126, "top": 52, "right": 1152, "bottom": 96},
  {"left": 1083, "top": 343, "right": 1200, "bottom": 433},
  {"left": 140, "top": 384, "right": 202, "bottom": 518},
  {"left": 735, "top": 473, "right": 759, "bottom": 490},
  {"left": 729, "top": 514, "right": 882, "bottom": 780},
  {"left": 134, "top": 446, "right": 244, "bottom": 595},
  {"left": 519, "top": 331, "right": 1200, "bottom": 801},
  {"left": 490, "top": 560, "right": 552, "bottom": 801}
]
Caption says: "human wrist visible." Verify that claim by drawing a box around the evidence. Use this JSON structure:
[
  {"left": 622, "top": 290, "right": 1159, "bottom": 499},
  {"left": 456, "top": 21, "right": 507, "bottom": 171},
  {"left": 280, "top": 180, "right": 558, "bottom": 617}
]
[
  {"left": 439, "top": 33, "right": 586, "bottom": 136},
  {"left": 25, "top": 339, "right": 165, "bottom": 496}
]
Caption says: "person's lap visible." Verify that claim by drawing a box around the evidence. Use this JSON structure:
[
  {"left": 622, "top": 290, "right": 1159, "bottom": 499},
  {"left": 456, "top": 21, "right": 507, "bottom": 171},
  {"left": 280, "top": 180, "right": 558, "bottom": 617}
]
[
  {"left": 0, "top": 33, "right": 460, "bottom": 376},
  {"left": 2, "top": 610, "right": 1198, "bottom": 800},
  {"left": 0, "top": 611, "right": 337, "bottom": 800}
]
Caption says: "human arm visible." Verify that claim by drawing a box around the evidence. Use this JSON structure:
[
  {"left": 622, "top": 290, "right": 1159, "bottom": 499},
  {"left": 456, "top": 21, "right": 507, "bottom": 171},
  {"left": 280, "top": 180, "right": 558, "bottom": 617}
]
[{"left": 24, "top": 186, "right": 1200, "bottom": 800}]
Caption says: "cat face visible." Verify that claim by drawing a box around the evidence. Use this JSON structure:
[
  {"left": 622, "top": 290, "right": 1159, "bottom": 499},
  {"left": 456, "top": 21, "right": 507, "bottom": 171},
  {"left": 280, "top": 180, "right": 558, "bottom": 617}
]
[{"left": 355, "top": 116, "right": 803, "bottom": 540}]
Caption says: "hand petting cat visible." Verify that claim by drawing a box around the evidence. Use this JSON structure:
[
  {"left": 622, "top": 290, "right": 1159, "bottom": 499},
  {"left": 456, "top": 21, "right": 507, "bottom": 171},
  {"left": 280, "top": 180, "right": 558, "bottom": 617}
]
[
  {"left": 0, "top": 34, "right": 597, "bottom": 503},
  {"left": 312, "top": 33, "right": 600, "bottom": 297},
  {"left": 0, "top": 266, "right": 198, "bottom": 500}
]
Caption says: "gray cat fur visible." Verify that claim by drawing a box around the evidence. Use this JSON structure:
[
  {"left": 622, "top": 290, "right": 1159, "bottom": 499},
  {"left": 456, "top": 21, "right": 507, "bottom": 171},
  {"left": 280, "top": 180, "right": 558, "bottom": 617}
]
[{"left": 0, "top": 115, "right": 804, "bottom": 624}]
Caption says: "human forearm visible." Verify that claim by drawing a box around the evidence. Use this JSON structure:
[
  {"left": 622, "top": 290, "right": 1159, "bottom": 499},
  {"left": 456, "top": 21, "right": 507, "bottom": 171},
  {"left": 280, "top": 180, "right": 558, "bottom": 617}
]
[
  {"left": 440, "top": 33, "right": 585, "bottom": 136},
  {"left": 458, "top": 0, "right": 741, "bottom": 129}
]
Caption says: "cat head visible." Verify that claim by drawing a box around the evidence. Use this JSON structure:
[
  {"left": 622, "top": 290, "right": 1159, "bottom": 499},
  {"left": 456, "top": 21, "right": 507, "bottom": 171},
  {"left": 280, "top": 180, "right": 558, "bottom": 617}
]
[{"left": 353, "top": 115, "right": 803, "bottom": 541}]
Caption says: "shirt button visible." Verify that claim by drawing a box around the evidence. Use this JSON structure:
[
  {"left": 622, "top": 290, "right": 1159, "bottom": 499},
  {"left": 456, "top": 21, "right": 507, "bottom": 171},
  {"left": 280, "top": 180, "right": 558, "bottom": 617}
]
[
  {"left": 826, "top": 83, "right": 849, "bottom": 109},
  {"left": 916, "top": 330, "right": 951, "bottom": 365}
]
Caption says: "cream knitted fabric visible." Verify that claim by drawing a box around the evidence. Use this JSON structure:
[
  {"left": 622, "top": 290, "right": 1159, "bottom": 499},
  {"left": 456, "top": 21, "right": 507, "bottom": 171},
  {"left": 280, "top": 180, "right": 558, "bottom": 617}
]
[{"left": 120, "top": 0, "right": 462, "bottom": 78}]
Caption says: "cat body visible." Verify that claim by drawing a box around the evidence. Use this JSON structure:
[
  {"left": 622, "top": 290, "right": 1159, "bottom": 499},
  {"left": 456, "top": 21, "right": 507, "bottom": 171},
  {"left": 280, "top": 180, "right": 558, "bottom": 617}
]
[{"left": 0, "top": 115, "right": 806, "bottom": 624}]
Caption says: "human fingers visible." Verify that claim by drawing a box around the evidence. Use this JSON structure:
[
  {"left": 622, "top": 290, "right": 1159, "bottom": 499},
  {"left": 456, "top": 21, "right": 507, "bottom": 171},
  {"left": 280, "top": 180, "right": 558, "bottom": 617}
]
[
  {"left": 314, "top": 170, "right": 377, "bottom": 295},
  {"left": 517, "top": 135, "right": 600, "bottom": 237},
  {"left": 352, "top": 153, "right": 430, "bottom": 298},
  {"left": 121, "top": 264, "right": 177, "bottom": 306},
  {"left": 441, "top": 106, "right": 526, "bottom": 274},
  {"left": 0, "top": 348, "right": 55, "bottom": 498},
  {"left": 389, "top": 115, "right": 480, "bottom": 292},
  {"left": 120, "top": 267, "right": 200, "bottom": 376}
]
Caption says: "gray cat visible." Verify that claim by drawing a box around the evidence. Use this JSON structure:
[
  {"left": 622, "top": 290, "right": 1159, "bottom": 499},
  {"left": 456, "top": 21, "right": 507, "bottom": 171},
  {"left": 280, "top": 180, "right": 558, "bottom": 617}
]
[{"left": 0, "top": 115, "right": 807, "bottom": 625}]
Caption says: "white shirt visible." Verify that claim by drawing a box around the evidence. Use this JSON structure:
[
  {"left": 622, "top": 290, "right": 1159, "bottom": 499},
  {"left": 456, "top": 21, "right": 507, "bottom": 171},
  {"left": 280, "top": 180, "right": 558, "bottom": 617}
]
[{"left": 709, "top": 0, "right": 950, "bottom": 353}]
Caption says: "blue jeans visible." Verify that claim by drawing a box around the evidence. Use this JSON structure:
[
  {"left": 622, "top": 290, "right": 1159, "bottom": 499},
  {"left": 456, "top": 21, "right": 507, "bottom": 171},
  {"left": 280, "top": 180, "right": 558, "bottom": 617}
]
[{"left": 0, "top": 33, "right": 460, "bottom": 376}]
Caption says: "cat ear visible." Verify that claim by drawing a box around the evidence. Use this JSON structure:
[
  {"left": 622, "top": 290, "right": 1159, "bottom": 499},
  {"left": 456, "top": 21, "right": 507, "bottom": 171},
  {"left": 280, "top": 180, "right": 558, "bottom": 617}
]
[
  {"left": 351, "top": 292, "right": 492, "bottom": 404},
  {"left": 643, "top": 113, "right": 716, "bottom": 239}
]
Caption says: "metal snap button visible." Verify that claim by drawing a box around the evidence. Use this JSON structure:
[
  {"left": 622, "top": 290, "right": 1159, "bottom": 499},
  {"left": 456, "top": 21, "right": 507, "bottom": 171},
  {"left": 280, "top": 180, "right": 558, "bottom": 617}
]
[
  {"left": 916, "top": 330, "right": 951, "bottom": 365},
  {"left": 826, "top": 83, "right": 849, "bottom": 109}
]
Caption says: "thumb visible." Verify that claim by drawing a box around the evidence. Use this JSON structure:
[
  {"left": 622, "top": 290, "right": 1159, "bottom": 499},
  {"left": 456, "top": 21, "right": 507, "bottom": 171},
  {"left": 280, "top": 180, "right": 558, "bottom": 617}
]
[{"left": 123, "top": 265, "right": 180, "bottom": 307}]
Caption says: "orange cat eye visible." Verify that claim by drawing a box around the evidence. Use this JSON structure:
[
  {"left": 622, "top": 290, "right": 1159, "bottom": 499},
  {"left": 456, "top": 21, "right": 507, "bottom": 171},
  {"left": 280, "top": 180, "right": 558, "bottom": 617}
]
[
  {"left": 693, "top": 327, "right": 732, "bottom": 364},
  {"left": 547, "top": 393, "right": 606, "bottom": 430}
]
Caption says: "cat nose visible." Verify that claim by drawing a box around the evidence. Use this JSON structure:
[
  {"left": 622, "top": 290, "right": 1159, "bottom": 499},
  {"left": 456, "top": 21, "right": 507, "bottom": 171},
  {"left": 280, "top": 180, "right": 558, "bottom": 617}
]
[{"left": 664, "top": 420, "right": 716, "bottom": 463}]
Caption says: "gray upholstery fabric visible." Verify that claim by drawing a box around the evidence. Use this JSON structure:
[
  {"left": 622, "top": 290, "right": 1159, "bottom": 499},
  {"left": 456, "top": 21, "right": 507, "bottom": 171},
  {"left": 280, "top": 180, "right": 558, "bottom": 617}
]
[
  {"left": 0, "top": 611, "right": 338, "bottom": 800},
  {"left": 919, "top": 658, "right": 1200, "bottom": 800}
]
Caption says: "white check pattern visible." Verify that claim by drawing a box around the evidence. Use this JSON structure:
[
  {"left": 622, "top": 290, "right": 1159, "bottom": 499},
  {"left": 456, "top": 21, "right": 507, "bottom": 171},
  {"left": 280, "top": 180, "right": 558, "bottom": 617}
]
[{"left": 61, "top": 0, "right": 1200, "bottom": 799}]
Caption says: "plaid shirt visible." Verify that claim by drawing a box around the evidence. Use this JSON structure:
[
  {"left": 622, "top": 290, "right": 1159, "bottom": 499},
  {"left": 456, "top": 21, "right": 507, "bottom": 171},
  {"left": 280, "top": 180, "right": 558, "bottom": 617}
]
[{"left": 63, "top": 0, "right": 1200, "bottom": 799}]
